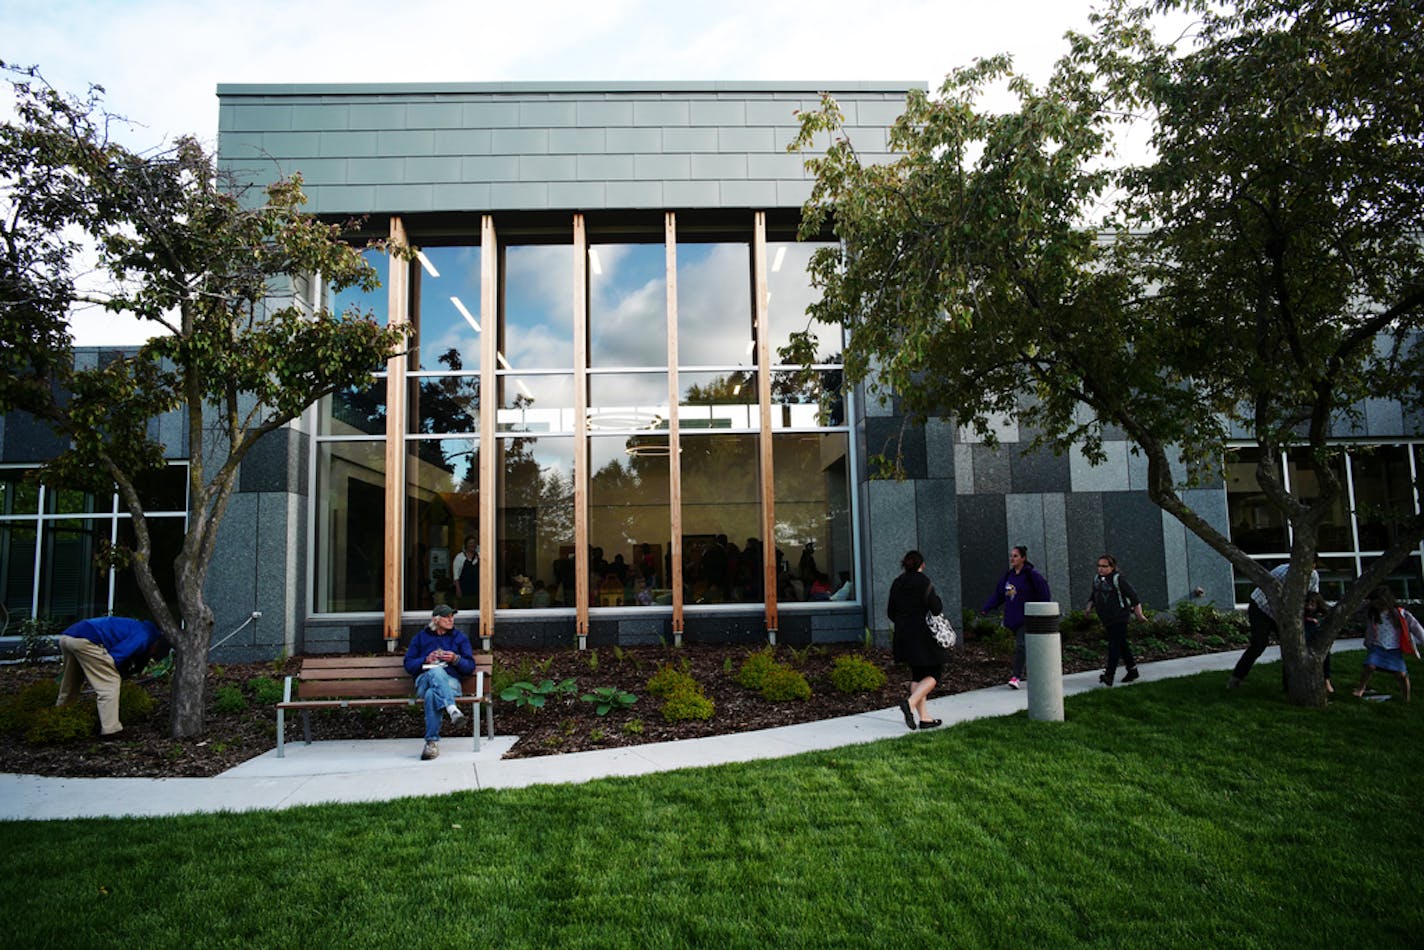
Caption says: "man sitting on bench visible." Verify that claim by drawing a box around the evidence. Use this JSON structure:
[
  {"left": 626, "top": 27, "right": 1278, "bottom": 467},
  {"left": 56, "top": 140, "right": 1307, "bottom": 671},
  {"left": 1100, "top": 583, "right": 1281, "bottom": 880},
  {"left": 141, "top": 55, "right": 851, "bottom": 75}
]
[{"left": 402, "top": 604, "right": 475, "bottom": 760}]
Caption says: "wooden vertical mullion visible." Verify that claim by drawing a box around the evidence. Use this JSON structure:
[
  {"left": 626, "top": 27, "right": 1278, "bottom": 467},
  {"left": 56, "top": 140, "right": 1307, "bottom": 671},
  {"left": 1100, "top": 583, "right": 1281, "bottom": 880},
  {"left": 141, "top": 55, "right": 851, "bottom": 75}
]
[
  {"left": 754, "top": 212, "right": 778, "bottom": 640},
  {"left": 666, "top": 213, "right": 684, "bottom": 641},
  {"left": 573, "top": 214, "right": 590, "bottom": 642},
  {"left": 478, "top": 215, "right": 497, "bottom": 645},
  {"left": 383, "top": 217, "right": 409, "bottom": 649}
]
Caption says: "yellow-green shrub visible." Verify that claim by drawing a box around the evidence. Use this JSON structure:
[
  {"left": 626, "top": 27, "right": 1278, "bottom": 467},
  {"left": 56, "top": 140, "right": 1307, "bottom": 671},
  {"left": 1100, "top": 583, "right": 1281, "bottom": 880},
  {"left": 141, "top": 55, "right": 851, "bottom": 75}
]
[
  {"left": 212, "top": 684, "right": 247, "bottom": 714},
  {"left": 0, "top": 681, "right": 60, "bottom": 736},
  {"left": 661, "top": 686, "right": 714, "bottom": 722},
  {"left": 25, "top": 703, "right": 97, "bottom": 744},
  {"left": 760, "top": 666, "right": 811, "bottom": 701},
  {"left": 830, "top": 654, "right": 887, "bottom": 694},
  {"left": 736, "top": 648, "right": 779, "bottom": 690},
  {"left": 118, "top": 681, "right": 157, "bottom": 723},
  {"left": 646, "top": 664, "right": 698, "bottom": 698}
]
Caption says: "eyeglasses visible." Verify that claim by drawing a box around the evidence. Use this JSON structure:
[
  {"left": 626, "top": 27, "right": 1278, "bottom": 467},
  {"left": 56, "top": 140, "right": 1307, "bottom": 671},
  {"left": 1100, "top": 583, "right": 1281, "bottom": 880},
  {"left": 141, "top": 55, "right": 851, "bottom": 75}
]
[{"left": 1096, "top": 562, "right": 1112, "bottom": 568}]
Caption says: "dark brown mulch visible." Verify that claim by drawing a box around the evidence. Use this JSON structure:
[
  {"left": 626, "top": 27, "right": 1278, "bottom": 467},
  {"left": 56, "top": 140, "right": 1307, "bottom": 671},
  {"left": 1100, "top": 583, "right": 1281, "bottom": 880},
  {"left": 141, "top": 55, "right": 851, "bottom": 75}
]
[{"left": 0, "top": 632, "right": 1235, "bottom": 779}]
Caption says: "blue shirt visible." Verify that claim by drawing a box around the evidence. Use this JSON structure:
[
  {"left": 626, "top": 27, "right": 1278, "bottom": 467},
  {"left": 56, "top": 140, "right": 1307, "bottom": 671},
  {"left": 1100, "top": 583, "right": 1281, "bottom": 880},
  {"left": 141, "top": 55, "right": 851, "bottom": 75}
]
[{"left": 62, "top": 617, "right": 162, "bottom": 669}]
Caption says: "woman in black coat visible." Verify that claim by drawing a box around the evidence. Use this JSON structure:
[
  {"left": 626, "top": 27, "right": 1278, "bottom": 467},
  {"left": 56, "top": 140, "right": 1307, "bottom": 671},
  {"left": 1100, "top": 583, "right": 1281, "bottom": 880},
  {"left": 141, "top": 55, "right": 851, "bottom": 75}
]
[{"left": 888, "top": 550, "right": 947, "bottom": 730}]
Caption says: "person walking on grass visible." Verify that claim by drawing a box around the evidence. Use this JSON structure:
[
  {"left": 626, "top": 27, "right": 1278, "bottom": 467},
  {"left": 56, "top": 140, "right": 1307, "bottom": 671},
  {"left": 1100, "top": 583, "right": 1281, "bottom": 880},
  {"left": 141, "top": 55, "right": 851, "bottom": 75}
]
[
  {"left": 980, "top": 545, "right": 1051, "bottom": 690},
  {"left": 1085, "top": 554, "right": 1147, "bottom": 687},
  {"left": 888, "top": 550, "right": 947, "bottom": 730},
  {"left": 1353, "top": 586, "right": 1422, "bottom": 703},
  {"left": 403, "top": 604, "right": 475, "bottom": 760}
]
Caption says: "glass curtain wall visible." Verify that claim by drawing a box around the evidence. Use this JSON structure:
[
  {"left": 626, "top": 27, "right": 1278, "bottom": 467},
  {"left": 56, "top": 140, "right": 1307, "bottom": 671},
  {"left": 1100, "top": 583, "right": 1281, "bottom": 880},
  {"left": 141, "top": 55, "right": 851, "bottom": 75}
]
[
  {"left": 1225, "top": 444, "right": 1424, "bottom": 602},
  {"left": 311, "top": 219, "right": 856, "bottom": 621},
  {"left": 0, "top": 464, "right": 187, "bottom": 629}
]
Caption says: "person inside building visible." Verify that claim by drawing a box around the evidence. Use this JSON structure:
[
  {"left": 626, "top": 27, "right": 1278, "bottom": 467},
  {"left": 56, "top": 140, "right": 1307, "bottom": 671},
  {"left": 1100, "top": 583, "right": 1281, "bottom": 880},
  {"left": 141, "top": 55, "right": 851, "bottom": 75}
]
[
  {"left": 402, "top": 604, "right": 475, "bottom": 760},
  {"left": 55, "top": 616, "right": 171, "bottom": 739},
  {"left": 452, "top": 535, "right": 479, "bottom": 608}
]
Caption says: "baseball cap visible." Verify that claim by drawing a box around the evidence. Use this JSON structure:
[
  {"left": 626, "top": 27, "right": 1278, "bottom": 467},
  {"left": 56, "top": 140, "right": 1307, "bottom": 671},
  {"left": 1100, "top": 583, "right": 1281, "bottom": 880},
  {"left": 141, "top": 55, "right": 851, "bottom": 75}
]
[{"left": 431, "top": 604, "right": 456, "bottom": 618}]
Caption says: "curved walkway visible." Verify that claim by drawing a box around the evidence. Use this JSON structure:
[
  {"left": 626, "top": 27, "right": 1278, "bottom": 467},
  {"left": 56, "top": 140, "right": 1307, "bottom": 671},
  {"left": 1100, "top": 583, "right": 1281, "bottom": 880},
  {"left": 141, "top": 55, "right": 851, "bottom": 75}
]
[{"left": 0, "top": 643, "right": 1351, "bottom": 821}]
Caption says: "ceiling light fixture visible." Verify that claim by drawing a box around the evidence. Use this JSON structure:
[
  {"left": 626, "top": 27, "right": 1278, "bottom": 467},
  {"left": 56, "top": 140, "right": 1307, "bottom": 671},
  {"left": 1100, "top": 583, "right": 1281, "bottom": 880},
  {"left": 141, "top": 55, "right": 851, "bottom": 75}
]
[
  {"left": 588, "top": 248, "right": 603, "bottom": 275},
  {"left": 450, "top": 296, "right": 480, "bottom": 333},
  {"left": 771, "top": 246, "right": 786, "bottom": 273},
  {"left": 416, "top": 251, "right": 440, "bottom": 278}
]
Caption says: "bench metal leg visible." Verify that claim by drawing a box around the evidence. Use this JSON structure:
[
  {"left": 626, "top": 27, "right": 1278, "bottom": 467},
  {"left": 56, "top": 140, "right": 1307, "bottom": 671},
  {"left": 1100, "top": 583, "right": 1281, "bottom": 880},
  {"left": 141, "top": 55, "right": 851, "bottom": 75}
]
[
  {"left": 301, "top": 709, "right": 312, "bottom": 745},
  {"left": 472, "top": 702, "right": 480, "bottom": 752},
  {"left": 277, "top": 707, "right": 285, "bottom": 758}
]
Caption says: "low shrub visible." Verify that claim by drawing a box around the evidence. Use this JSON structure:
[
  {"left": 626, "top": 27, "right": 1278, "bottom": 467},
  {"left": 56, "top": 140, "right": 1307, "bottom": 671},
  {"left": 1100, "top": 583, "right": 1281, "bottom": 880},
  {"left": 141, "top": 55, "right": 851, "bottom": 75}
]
[
  {"left": 1060, "top": 609, "right": 1101, "bottom": 639},
  {"left": 248, "top": 676, "right": 284, "bottom": 706},
  {"left": 760, "top": 666, "right": 811, "bottom": 702},
  {"left": 212, "top": 684, "right": 247, "bottom": 715},
  {"left": 26, "top": 703, "right": 96, "bottom": 744},
  {"left": 118, "top": 681, "right": 156, "bottom": 723},
  {"left": 736, "top": 648, "right": 780, "bottom": 690},
  {"left": 0, "top": 681, "right": 60, "bottom": 736},
  {"left": 661, "top": 686, "right": 714, "bottom": 722},
  {"left": 829, "top": 654, "right": 887, "bottom": 694},
  {"left": 646, "top": 664, "right": 699, "bottom": 698}
]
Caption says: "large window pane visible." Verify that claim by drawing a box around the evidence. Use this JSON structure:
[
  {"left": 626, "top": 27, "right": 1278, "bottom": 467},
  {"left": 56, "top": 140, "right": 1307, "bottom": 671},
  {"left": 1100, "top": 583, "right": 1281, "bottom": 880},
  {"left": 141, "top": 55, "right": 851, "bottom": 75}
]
[
  {"left": 132, "top": 463, "right": 188, "bottom": 513},
  {"left": 496, "top": 437, "right": 575, "bottom": 609},
  {"left": 321, "top": 381, "right": 388, "bottom": 437},
  {"left": 38, "top": 517, "right": 109, "bottom": 626},
  {"left": 589, "top": 243, "right": 666, "bottom": 368},
  {"left": 1287, "top": 448, "right": 1351, "bottom": 551},
  {"left": 1226, "top": 448, "right": 1289, "bottom": 555},
  {"left": 1351, "top": 446, "right": 1415, "bottom": 550},
  {"left": 676, "top": 241, "right": 752, "bottom": 367},
  {"left": 587, "top": 372, "right": 669, "bottom": 430},
  {"left": 405, "top": 438, "right": 479, "bottom": 612},
  {"left": 1, "top": 521, "right": 36, "bottom": 622},
  {"left": 679, "top": 371, "right": 756, "bottom": 430},
  {"left": 413, "top": 245, "right": 482, "bottom": 371},
  {"left": 767, "top": 241, "right": 840, "bottom": 365},
  {"left": 589, "top": 435, "right": 670, "bottom": 607},
  {"left": 410, "top": 374, "right": 480, "bottom": 435},
  {"left": 681, "top": 434, "right": 763, "bottom": 604},
  {"left": 771, "top": 369, "right": 844, "bottom": 428},
  {"left": 315, "top": 441, "right": 386, "bottom": 613},
  {"left": 502, "top": 244, "right": 574, "bottom": 370},
  {"left": 496, "top": 375, "right": 574, "bottom": 434},
  {"left": 112, "top": 517, "right": 184, "bottom": 621},
  {"left": 1, "top": 469, "right": 39, "bottom": 516},
  {"left": 773, "top": 433, "right": 853, "bottom": 603}
]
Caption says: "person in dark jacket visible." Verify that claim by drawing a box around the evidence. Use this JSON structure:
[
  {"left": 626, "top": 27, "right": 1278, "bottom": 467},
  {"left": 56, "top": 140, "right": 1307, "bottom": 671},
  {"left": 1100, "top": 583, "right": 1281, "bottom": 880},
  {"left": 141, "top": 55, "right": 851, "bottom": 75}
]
[
  {"left": 980, "top": 545, "right": 1051, "bottom": 689},
  {"left": 1085, "top": 554, "right": 1147, "bottom": 686},
  {"left": 55, "top": 616, "right": 171, "bottom": 739},
  {"left": 888, "top": 550, "right": 947, "bottom": 730},
  {"left": 403, "top": 603, "right": 476, "bottom": 760}
]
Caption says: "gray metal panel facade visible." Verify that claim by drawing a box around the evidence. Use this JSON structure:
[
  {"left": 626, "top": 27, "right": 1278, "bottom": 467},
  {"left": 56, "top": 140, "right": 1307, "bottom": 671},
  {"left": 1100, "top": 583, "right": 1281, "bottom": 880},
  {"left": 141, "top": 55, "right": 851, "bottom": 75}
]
[{"left": 217, "top": 82, "right": 918, "bottom": 214}]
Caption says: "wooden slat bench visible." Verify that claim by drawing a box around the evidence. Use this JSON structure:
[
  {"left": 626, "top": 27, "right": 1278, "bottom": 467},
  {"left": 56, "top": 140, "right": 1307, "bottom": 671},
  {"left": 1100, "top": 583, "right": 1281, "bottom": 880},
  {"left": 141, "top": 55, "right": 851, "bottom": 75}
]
[{"left": 276, "top": 654, "right": 494, "bottom": 757}]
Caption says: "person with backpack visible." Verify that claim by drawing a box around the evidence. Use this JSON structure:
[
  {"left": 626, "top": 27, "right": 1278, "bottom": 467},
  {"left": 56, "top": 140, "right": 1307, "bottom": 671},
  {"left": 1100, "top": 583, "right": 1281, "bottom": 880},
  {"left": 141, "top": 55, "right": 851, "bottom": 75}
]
[{"left": 1084, "top": 554, "right": 1147, "bottom": 687}]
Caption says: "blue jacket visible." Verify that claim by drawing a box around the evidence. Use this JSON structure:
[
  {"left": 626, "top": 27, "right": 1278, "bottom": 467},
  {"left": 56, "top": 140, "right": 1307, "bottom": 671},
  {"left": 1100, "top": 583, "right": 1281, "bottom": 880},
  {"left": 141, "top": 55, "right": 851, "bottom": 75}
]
[
  {"left": 981, "top": 562, "right": 1051, "bottom": 630},
  {"left": 62, "top": 617, "right": 162, "bottom": 673},
  {"left": 402, "top": 627, "right": 476, "bottom": 678}
]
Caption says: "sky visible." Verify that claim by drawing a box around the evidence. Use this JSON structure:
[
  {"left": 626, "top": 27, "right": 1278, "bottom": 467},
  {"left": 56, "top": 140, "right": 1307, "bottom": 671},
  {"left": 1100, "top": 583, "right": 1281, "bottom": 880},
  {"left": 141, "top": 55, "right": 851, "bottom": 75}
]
[{"left": 3, "top": 0, "right": 1112, "bottom": 344}]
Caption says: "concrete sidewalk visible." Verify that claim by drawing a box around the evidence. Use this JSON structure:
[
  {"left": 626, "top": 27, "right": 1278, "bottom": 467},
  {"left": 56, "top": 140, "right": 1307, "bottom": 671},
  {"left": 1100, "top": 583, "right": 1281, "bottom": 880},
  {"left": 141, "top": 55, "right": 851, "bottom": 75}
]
[{"left": 0, "top": 643, "right": 1340, "bottom": 821}]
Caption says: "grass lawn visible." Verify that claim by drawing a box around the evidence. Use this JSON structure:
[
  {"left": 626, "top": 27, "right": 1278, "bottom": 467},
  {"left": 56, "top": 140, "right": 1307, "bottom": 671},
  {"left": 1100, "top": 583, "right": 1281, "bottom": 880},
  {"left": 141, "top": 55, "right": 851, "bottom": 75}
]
[{"left": 2, "top": 652, "right": 1419, "bottom": 948}]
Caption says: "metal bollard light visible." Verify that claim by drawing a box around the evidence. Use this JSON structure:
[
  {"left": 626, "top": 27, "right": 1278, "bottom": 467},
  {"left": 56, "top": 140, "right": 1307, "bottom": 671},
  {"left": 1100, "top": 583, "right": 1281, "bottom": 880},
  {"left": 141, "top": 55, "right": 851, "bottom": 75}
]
[{"left": 1024, "top": 601, "right": 1064, "bottom": 722}]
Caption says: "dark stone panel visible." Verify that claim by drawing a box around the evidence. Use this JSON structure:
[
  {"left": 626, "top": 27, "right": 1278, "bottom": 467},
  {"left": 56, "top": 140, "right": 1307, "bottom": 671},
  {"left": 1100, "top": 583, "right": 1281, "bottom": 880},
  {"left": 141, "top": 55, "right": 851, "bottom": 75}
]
[
  {"left": 1101, "top": 492, "right": 1168, "bottom": 609},
  {"left": 240, "top": 427, "right": 308, "bottom": 494},
  {"left": 494, "top": 619, "right": 578, "bottom": 649},
  {"left": 684, "top": 612, "right": 766, "bottom": 645},
  {"left": 956, "top": 494, "right": 1007, "bottom": 616},
  {"left": 345, "top": 622, "right": 388, "bottom": 654},
  {"left": 810, "top": 608, "right": 867, "bottom": 644},
  {"left": 1064, "top": 492, "right": 1105, "bottom": 613},
  {"left": 2, "top": 410, "right": 67, "bottom": 462},
  {"left": 775, "top": 613, "right": 813, "bottom": 646},
  {"left": 971, "top": 443, "right": 1012, "bottom": 493},
  {"left": 1010, "top": 445, "right": 1072, "bottom": 494},
  {"left": 866, "top": 415, "right": 926, "bottom": 479}
]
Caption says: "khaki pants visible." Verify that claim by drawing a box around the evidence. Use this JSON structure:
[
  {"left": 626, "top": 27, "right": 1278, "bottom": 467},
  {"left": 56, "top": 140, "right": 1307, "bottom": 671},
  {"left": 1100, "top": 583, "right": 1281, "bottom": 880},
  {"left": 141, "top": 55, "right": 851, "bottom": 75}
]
[{"left": 56, "top": 635, "right": 124, "bottom": 735}]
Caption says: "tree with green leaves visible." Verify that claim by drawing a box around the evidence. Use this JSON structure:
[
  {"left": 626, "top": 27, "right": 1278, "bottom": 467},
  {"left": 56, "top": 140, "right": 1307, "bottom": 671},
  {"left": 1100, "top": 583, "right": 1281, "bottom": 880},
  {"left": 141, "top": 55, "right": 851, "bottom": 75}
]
[
  {"left": 0, "top": 65, "right": 406, "bottom": 736},
  {"left": 789, "top": 0, "right": 1424, "bottom": 706}
]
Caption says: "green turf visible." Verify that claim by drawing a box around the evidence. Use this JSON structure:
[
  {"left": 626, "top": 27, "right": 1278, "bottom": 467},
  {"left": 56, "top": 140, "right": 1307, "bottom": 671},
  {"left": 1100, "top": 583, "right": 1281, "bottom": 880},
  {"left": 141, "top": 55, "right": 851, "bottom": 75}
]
[{"left": 2, "top": 652, "right": 1418, "bottom": 948}]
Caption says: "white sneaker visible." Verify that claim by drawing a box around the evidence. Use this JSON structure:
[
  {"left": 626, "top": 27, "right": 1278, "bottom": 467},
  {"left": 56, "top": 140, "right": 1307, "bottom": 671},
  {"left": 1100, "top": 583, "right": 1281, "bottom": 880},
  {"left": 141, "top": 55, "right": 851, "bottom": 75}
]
[
  {"left": 421, "top": 740, "right": 439, "bottom": 760},
  {"left": 446, "top": 704, "right": 465, "bottom": 723}
]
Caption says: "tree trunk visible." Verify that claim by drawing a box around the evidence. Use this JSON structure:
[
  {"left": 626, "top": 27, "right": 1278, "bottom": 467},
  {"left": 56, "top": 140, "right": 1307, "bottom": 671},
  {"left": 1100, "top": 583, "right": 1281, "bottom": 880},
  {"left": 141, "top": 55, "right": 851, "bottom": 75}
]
[
  {"left": 1276, "top": 612, "right": 1328, "bottom": 708},
  {"left": 169, "top": 630, "right": 211, "bottom": 738}
]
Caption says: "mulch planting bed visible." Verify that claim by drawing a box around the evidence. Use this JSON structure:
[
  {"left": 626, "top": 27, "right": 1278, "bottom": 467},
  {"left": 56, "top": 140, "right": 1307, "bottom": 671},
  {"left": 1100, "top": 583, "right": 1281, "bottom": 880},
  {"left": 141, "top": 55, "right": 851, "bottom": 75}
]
[{"left": 0, "top": 632, "right": 1234, "bottom": 779}]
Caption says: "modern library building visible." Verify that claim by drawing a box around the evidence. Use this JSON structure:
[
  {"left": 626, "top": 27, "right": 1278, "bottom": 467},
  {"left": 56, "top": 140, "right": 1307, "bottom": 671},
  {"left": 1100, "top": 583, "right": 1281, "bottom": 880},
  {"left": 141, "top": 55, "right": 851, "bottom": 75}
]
[{"left": 1, "top": 81, "right": 1419, "bottom": 660}]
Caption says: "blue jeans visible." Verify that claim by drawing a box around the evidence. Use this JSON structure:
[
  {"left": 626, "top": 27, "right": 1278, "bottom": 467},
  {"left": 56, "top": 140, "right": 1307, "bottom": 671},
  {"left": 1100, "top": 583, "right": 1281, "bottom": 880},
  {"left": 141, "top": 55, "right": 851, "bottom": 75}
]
[{"left": 415, "top": 667, "right": 461, "bottom": 741}]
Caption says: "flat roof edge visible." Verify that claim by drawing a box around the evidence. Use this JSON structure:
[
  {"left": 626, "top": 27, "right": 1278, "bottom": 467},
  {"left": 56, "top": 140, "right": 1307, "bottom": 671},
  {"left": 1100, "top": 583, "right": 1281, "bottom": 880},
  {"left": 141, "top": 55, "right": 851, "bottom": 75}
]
[{"left": 216, "top": 80, "right": 927, "bottom": 97}]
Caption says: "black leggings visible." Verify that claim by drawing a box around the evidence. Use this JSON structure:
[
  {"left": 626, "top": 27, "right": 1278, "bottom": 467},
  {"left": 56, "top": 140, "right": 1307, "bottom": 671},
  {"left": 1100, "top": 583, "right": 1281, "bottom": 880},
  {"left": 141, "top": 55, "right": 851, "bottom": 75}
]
[{"left": 1105, "top": 620, "right": 1136, "bottom": 677}]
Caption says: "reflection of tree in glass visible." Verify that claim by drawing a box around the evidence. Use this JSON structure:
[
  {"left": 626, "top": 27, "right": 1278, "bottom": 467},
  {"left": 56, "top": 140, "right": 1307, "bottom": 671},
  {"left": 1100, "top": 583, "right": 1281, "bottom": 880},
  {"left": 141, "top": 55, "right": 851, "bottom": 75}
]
[
  {"left": 413, "top": 348, "right": 481, "bottom": 439},
  {"left": 684, "top": 364, "right": 845, "bottom": 426},
  {"left": 330, "top": 381, "right": 386, "bottom": 434},
  {"left": 684, "top": 372, "right": 755, "bottom": 405}
]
